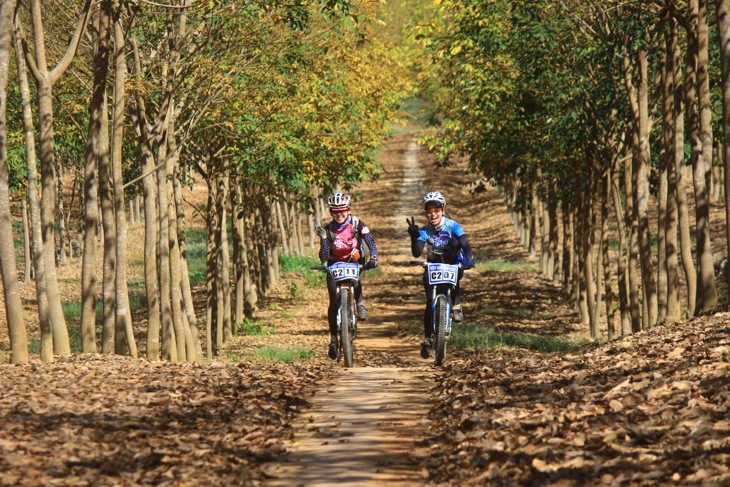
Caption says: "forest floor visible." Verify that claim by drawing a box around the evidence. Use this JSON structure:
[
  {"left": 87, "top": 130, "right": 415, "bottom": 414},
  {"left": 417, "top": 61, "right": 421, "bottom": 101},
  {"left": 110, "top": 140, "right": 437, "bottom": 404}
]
[{"left": 1, "top": 127, "right": 730, "bottom": 485}]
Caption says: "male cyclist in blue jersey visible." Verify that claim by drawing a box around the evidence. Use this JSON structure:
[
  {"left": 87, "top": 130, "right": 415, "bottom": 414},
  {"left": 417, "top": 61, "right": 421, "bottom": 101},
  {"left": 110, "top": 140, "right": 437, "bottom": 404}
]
[
  {"left": 407, "top": 191, "right": 474, "bottom": 358},
  {"left": 316, "top": 193, "right": 378, "bottom": 360}
]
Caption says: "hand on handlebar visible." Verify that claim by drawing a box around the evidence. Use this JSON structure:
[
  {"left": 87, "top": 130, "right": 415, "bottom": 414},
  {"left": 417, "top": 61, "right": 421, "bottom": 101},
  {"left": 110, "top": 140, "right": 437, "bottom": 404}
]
[
  {"left": 364, "top": 259, "right": 378, "bottom": 270},
  {"left": 463, "top": 259, "right": 475, "bottom": 270}
]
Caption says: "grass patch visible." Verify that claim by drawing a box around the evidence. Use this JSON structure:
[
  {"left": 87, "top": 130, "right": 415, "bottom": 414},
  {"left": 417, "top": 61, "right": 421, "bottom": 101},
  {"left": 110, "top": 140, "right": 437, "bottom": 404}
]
[
  {"left": 478, "top": 260, "right": 538, "bottom": 273},
  {"left": 185, "top": 228, "right": 208, "bottom": 287},
  {"left": 452, "top": 324, "right": 586, "bottom": 354},
  {"left": 237, "top": 319, "right": 275, "bottom": 336},
  {"left": 226, "top": 352, "right": 242, "bottom": 362},
  {"left": 252, "top": 346, "right": 314, "bottom": 363},
  {"left": 480, "top": 305, "right": 535, "bottom": 319},
  {"left": 279, "top": 253, "right": 325, "bottom": 287}
]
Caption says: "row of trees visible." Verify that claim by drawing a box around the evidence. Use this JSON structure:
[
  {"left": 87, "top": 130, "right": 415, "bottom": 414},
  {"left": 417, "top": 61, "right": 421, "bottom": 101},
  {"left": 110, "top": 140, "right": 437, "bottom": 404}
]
[
  {"left": 0, "top": 0, "right": 412, "bottom": 364},
  {"left": 417, "top": 0, "right": 730, "bottom": 339}
]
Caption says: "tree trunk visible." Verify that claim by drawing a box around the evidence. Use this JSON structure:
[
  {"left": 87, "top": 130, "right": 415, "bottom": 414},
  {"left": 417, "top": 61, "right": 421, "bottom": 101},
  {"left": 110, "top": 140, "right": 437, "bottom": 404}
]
[
  {"left": 561, "top": 204, "right": 572, "bottom": 300},
  {"left": 611, "top": 157, "right": 632, "bottom": 336},
  {"left": 112, "top": 14, "right": 136, "bottom": 358},
  {"left": 666, "top": 57, "right": 680, "bottom": 326},
  {"left": 13, "top": 15, "right": 50, "bottom": 362},
  {"left": 220, "top": 175, "right": 232, "bottom": 343},
  {"left": 22, "top": 201, "right": 31, "bottom": 283},
  {"left": 717, "top": 0, "right": 730, "bottom": 307},
  {"left": 276, "top": 200, "right": 290, "bottom": 255},
  {"left": 82, "top": 5, "right": 112, "bottom": 354},
  {"left": 636, "top": 48, "right": 658, "bottom": 327},
  {"left": 157, "top": 138, "right": 175, "bottom": 362},
  {"left": 693, "top": 0, "right": 718, "bottom": 313},
  {"left": 0, "top": 0, "right": 27, "bottom": 364},
  {"left": 27, "top": 0, "right": 89, "bottom": 356},
  {"left": 674, "top": 20, "right": 698, "bottom": 316},
  {"left": 130, "top": 38, "right": 161, "bottom": 360},
  {"left": 548, "top": 181, "right": 559, "bottom": 283},
  {"left": 624, "top": 150, "right": 642, "bottom": 333},
  {"left": 173, "top": 165, "right": 201, "bottom": 361},
  {"left": 231, "top": 180, "right": 244, "bottom": 328},
  {"left": 100, "top": 95, "right": 117, "bottom": 356}
]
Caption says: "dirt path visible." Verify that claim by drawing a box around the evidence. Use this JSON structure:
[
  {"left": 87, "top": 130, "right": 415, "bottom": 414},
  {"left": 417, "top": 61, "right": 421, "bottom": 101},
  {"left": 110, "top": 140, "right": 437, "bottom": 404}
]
[{"left": 265, "top": 136, "right": 437, "bottom": 485}]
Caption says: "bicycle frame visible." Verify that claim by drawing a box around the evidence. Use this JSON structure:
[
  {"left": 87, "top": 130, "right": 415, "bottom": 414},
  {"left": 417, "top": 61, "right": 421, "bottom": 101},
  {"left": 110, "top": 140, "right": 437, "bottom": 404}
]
[
  {"left": 424, "top": 261, "right": 460, "bottom": 366},
  {"left": 313, "top": 262, "right": 361, "bottom": 367}
]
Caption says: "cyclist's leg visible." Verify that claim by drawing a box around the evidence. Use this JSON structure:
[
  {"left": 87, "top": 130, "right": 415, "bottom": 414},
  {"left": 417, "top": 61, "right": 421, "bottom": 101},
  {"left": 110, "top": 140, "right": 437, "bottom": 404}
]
[
  {"left": 326, "top": 274, "right": 339, "bottom": 359},
  {"left": 423, "top": 271, "right": 435, "bottom": 338},
  {"left": 354, "top": 279, "right": 364, "bottom": 306},
  {"left": 452, "top": 268, "right": 465, "bottom": 306},
  {"left": 326, "top": 274, "right": 339, "bottom": 336}
]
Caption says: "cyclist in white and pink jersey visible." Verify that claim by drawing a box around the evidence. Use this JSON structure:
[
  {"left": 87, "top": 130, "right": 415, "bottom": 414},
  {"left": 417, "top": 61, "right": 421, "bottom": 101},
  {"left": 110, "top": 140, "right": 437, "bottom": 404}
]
[{"left": 316, "top": 193, "right": 378, "bottom": 360}]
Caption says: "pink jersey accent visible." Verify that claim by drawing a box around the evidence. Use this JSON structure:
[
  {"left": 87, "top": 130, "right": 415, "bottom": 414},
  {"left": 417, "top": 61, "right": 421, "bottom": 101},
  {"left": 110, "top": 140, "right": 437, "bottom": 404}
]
[{"left": 331, "top": 223, "right": 359, "bottom": 262}]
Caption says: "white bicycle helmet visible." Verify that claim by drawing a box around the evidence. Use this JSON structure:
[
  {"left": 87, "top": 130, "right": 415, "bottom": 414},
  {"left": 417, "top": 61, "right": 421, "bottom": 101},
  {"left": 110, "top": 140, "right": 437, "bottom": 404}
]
[
  {"left": 327, "top": 192, "right": 351, "bottom": 210},
  {"left": 423, "top": 191, "right": 446, "bottom": 210}
]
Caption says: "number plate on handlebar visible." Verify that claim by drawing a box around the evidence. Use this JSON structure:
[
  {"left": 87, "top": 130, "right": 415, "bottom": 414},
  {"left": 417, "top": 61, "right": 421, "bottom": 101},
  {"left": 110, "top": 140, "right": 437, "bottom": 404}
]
[
  {"left": 427, "top": 263, "right": 458, "bottom": 285},
  {"left": 329, "top": 262, "right": 360, "bottom": 281}
]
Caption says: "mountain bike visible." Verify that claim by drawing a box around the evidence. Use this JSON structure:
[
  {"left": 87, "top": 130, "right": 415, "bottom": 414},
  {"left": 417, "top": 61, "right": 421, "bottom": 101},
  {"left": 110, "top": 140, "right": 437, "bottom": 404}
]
[
  {"left": 312, "top": 261, "right": 362, "bottom": 367},
  {"left": 416, "top": 261, "right": 462, "bottom": 366}
]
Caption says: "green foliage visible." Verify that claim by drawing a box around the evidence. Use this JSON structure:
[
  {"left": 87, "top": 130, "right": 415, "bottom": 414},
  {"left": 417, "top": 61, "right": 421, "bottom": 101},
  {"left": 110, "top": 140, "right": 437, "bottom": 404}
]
[
  {"left": 279, "top": 253, "right": 325, "bottom": 287},
  {"left": 238, "top": 318, "right": 276, "bottom": 336},
  {"left": 451, "top": 324, "right": 587, "bottom": 354},
  {"left": 478, "top": 260, "right": 538, "bottom": 274},
  {"left": 185, "top": 229, "right": 208, "bottom": 287},
  {"left": 252, "top": 346, "right": 314, "bottom": 363}
]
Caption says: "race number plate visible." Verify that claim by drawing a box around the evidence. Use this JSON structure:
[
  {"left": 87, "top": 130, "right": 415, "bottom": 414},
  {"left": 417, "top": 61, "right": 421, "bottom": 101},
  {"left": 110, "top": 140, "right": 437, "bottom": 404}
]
[
  {"left": 427, "top": 263, "right": 458, "bottom": 285},
  {"left": 329, "top": 262, "right": 360, "bottom": 281}
]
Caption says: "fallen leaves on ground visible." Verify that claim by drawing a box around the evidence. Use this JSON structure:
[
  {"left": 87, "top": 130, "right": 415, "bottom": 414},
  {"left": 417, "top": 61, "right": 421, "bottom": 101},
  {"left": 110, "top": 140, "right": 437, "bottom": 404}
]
[
  {"left": 422, "top": 315, "right": 730, "bottom": 485},
  {"left": 0, "top": 354, "right": 334, "bottom": 486}
]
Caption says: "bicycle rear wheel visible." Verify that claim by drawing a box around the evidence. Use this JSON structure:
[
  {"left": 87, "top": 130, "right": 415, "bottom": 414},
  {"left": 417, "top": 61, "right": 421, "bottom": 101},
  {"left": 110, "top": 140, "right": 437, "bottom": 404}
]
[
  {"left": 339, "top": 289, "right": 354, "bottom": 367},
  {"left": 433, "top": 295, "right": 449, "bottom": 366}
]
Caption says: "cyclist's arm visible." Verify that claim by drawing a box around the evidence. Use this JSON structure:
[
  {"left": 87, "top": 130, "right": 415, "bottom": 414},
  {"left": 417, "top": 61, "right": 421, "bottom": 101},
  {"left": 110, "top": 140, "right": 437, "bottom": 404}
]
[
  {"left": 458, "top": 234, "right": 474, "bottom": 262},
  {"left": 363, "top": 233, "right": 378, "bottom": 261},
  {"left": 411, "top": 235, "right": 425, "bottom": 257},
  {"left": 319, "top": 235, "right": 332, "bottom": 262}
]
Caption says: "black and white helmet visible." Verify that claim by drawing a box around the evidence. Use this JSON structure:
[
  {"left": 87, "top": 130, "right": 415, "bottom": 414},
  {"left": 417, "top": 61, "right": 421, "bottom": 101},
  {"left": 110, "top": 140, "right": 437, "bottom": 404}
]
[
  {"left": 423, "top": 191, "right": 446, "bottom": 210},
  {"left": 327, "top": 192, "right": 351, "bottom": 210}
]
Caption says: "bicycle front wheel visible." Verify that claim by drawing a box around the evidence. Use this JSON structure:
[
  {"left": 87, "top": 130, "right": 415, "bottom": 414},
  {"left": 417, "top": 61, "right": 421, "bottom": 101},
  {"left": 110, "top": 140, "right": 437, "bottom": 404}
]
[
  {"left": 339, "top": 289, "right": 354, "bottom": 367},
  {"left": 433, "top": 295, "right": 449, "bottom": 366}
]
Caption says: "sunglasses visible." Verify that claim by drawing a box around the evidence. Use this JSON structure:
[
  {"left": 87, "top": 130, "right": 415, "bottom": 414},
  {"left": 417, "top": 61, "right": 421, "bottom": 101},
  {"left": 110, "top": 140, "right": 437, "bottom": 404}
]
[
  {"left": 330, "top": 209, "right": 349, "bottom": 215},
  {"left": 425, "top": 207, "right": 443, "bottom": 214}
]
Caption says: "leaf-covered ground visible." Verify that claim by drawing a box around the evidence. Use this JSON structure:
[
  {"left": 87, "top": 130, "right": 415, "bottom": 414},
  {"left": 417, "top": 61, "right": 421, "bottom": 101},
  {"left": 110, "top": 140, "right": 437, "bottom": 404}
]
[
  {"left": 423, "top": 317, "right": 730, "bottom": 485},
  {"left": 1, "top": 129, "right": 730, "bottom": 485},
  {"left": 0, "top": 355, "right": 335, "bottom": 486}
]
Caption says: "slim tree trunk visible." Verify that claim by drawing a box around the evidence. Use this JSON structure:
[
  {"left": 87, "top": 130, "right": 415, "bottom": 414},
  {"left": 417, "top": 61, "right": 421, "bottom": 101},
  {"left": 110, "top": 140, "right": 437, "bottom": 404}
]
[
  {"left": 100, "top": 96, "right": 117, "bottom": 356},
  {"left": 13, "top": 14, "right": 49, "bottom": 362},
  {"left": 173, "top": 165, "right": 201, "bottom": 361},
  {"left": 22, "top": 201, "right": 31, "bottom": 283},
  {"left": 130, "top": 38, "right": 161, "bottom": 359},
  {"left": 693, "top": 0, "right": 718, "bottom": 313},
  {"left": 561, "top": 203, "right": 572, "bottom": 300},
  {"left": 636, "top": 48, "right": 658, "bottom": 327},
  {"left": 717, "top": 0, "right": 730, "bottom": 307},
  {"left": 218, "top": 175, "right": 232, "bottom": 343},
  {"left": 82, "top": 5, "right": 112, "bottom": 354},
  {"left": 112, "top": 13, "right": 136, "bottom": 357},
  {"left": 26, "top": 0, "right": 90, "bottom": 356},
  {"left": 674, "top": 22, "right": 698, "bottom": 315},
  {"left": 0, "top": 0, "right": 27, "bottom": 364},
  {"left": 611, "top": 157, "right": 632, "bottom": 336}
]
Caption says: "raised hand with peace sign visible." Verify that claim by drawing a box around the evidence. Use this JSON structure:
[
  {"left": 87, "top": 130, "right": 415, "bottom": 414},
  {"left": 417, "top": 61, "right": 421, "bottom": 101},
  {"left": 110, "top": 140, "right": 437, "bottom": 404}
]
[{"left": 406, "top": 216, "right": 420, "bottom": 239}]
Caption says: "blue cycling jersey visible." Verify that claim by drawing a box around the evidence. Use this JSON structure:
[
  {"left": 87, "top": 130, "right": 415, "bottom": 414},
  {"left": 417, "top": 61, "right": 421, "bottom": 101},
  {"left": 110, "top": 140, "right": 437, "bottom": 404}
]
[{"left": 417, "top": 217, "right": 466, "bottom": 265}]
